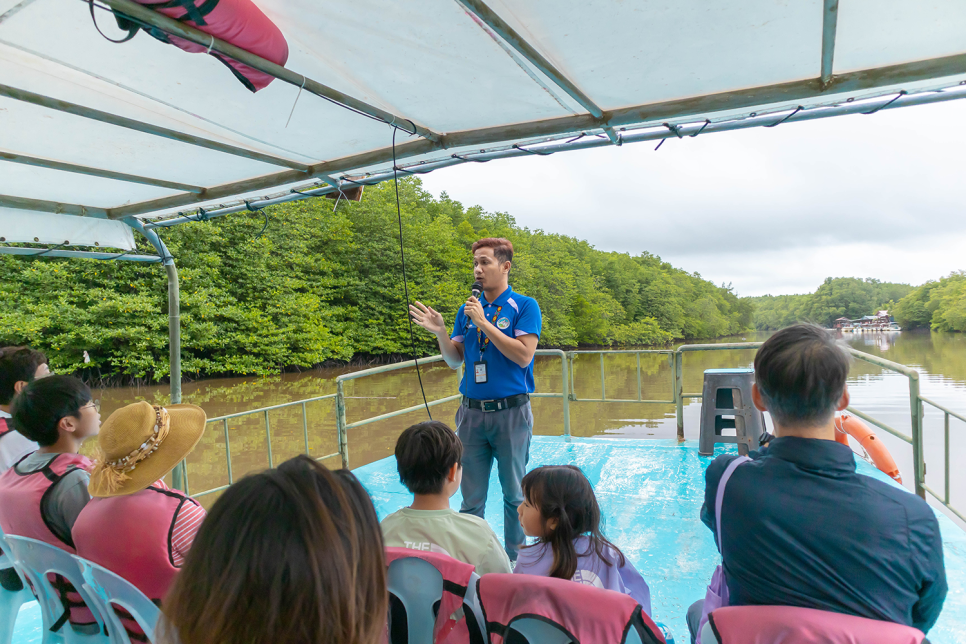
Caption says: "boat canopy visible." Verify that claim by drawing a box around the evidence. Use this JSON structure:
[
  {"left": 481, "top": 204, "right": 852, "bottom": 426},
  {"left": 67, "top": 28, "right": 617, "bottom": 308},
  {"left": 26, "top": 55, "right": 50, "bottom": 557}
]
[{"left": 2, "top": 0, "right": 966, "bottom": 251}]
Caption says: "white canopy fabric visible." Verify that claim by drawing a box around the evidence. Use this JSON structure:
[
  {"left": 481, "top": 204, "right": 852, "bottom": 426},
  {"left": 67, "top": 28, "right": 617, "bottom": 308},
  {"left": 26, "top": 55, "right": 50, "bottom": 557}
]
[{"left": 2, "top": 0, "right": 966, "bottom": 244}]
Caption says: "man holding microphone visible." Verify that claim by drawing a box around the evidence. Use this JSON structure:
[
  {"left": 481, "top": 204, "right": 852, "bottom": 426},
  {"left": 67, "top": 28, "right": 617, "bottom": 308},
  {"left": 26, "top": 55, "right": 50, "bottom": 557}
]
[{"left": 410, "top": 237, "right": 541, "bottom": 561}]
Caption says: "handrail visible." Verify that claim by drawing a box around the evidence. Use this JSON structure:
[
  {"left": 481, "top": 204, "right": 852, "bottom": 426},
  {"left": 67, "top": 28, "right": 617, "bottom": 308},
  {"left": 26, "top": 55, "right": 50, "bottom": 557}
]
[
  {"left": 920, "top": 395, "right": 966, "bottom": 424},
  {"left": 176, "top": 341, "right": 965, "bottom": 526},
  {"left": 333, "top": 349, "right": 570, "bottom": 467}
]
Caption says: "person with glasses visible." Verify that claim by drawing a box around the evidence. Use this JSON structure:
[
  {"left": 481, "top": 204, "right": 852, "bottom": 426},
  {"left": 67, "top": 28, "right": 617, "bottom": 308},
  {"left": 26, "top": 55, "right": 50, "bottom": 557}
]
[{"left": 0, "top": 375, "right": 102, "bottom": 636}]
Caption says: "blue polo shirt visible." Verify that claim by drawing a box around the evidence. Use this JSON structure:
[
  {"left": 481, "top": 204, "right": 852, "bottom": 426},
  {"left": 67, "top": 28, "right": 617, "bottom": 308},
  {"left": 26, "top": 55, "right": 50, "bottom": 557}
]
[{"left": 450, "top": 285, "right": 541, "bottom": 400}]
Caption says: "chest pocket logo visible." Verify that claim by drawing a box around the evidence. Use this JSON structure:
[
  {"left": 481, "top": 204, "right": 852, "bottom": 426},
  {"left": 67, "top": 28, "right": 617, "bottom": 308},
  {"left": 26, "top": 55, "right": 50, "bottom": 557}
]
[{"left": 496, "top": 317, "right": 511, "bottom": 330}]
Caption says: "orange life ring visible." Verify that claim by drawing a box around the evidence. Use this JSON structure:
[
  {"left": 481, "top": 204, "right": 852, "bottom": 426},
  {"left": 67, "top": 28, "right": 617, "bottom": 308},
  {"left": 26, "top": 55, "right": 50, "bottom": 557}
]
[{"left": 834, "top": 412, "right": 902, "bottom": 484}]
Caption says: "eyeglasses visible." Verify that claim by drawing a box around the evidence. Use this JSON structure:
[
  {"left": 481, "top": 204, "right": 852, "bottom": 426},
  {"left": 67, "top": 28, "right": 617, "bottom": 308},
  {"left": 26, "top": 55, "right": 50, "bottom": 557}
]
[{"left": 83, "top": 400, "right": 101, "bottom": 413}]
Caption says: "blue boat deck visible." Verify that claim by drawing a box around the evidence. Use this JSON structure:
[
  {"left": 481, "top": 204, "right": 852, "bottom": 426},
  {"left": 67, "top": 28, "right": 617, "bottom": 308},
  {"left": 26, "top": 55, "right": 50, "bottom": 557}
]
[
  {"left": 358, "top": 437, "right": 966, "bottom": 644},
  {"left": 12, "top": 437, "right": 966, "bottom": 643}
]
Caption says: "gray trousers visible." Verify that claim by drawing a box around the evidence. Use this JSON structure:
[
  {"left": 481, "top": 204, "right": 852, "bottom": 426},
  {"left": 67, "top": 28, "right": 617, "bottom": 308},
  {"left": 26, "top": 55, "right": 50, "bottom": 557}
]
[{"left": 455, "top": 401, "right": 533, "bottom": 561}]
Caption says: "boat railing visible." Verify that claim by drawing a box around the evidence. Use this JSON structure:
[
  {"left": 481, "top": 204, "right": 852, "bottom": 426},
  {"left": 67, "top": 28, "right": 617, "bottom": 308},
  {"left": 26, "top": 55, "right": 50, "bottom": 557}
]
[{"left": 180, "top": 343, "right": 965, "bottom": 525}]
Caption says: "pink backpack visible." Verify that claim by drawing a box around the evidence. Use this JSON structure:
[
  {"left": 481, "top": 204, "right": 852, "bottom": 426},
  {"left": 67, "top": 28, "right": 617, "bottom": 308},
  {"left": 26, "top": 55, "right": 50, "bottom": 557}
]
[
  {"left": 706, "top": 605, "right": 926, "bottom": 644},
  {"left": 478, "top": 573, "right": 666, "bottom": 644}
]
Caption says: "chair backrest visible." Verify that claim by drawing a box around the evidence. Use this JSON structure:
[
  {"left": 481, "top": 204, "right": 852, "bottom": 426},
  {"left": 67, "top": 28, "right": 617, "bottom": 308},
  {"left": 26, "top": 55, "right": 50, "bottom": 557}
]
[
  {"left": 0, "top": 527, "right": 35, "bottom": 644},
  {"left": 462, "top": 573, "right": 486, "bottom": 644},
  {"left": 388, "top": 556, "right": 444, "bottom": 644},
  {"left": 386, "top": 548, "right": 483, "bottom": 644},
  {"left": 478, "top": 574, "right": 665, "bottom": 644},
  {"left": 507, "top": 618, "right": 575, "bottom": 644},
  {"left": 81, "top": 560, "right": 161, "bottom": 644},
  {"left": 707, "top": 606, "right": 926, "bottom": 644},
  {"left": 2, "top": 535, "right": 107, "bottom": 639}
]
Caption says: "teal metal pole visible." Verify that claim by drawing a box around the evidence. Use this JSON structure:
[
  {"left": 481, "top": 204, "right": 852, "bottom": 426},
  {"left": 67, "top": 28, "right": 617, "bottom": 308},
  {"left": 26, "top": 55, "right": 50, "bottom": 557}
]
[
  {"left": 166, "top": 260, "right": 186, "bottom": 490},
  {"left": 123, "top": 218, "right": 186, "bottom": 491}
]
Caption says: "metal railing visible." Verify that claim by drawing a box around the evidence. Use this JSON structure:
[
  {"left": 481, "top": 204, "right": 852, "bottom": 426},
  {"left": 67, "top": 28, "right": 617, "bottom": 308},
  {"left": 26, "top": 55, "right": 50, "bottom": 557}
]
[
  {"left": 919, "top": 396, "right": 966, "bottom": 523},
  {"left": 177, "top": 343, "right": 964, "bottom": 523},
  {"left": 334, "top": 350, "right": 570, "bottom": 468},
  {"left": 186, "top": 394, "right": 338, "bottom": 498}
]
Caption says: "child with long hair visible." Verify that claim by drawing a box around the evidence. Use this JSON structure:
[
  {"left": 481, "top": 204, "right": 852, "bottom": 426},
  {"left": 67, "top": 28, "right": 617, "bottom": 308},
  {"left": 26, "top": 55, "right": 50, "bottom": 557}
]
[{"left": 514, "top": 465, "right": 652, "bottom": 614}]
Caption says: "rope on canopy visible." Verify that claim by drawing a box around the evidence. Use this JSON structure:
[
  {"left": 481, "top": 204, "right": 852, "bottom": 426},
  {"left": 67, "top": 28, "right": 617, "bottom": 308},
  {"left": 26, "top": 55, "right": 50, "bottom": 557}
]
[
  {"left": 139, "top": 82, "right": 966, "bottom": 230},
  {"left": 106, "top": 50, "right": 966, "bottom": 220}
]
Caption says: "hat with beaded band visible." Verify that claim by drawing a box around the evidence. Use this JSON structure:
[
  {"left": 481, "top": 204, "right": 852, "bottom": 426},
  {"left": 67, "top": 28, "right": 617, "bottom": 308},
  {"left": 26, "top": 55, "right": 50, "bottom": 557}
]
[{"left": 89, "top": 401, "right": 206, "bottom": 498}]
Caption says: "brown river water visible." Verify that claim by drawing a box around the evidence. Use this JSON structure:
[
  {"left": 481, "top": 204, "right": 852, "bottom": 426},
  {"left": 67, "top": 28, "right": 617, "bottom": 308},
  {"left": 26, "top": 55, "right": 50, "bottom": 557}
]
[{"left": 86, "top": 330, "right": 966, "bottom": 524}]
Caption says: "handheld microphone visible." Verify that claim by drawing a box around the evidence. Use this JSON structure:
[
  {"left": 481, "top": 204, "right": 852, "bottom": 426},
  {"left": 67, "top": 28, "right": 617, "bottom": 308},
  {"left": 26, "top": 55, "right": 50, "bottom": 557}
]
[{"left": 471, "top": 281, "right": 483, "bottom": 298}]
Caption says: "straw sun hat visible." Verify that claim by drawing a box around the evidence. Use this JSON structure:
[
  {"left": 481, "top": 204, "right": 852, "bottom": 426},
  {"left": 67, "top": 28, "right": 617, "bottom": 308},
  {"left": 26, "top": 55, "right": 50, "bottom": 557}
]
[{"left": 89, "top": 401, "right": 206, "bottom": 498}]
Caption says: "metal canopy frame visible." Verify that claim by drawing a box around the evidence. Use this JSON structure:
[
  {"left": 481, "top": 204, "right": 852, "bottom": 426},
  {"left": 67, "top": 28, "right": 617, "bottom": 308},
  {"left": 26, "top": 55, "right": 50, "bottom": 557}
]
[{"left": 4, "top": 2, "right": 966, "bottom": 492}]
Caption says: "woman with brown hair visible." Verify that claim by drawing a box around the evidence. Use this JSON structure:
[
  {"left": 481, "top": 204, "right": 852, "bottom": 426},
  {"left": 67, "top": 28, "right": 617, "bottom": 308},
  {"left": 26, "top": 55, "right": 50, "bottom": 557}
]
[{"left": 159, "top": 454, "right": 388, "bottom": 644}]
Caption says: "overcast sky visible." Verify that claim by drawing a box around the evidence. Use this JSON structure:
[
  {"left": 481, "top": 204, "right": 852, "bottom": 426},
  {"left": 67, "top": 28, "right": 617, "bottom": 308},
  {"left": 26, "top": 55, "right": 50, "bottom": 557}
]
[{"left": 420, "top": 99, "right": 966, "bottom": 298}]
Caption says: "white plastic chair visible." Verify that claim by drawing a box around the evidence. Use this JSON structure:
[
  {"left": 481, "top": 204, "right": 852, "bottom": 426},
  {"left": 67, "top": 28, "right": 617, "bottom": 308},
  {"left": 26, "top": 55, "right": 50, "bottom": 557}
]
[
  {"left": 79, "top": 559, "right": 160, "bottom": 644},
  {"left": 507, "top": 617, "right": 657, "bottom": 644},
  {"left": 387, "top": 557, "right": 443, "bottom": 643},
  {"left": 507, "top": 618, "right": 574, "bottom": 644},
  {"left": 0, "top": 526, "right": 36, "bottom": 644},
  {"left": 386, "top": 557, "right": 486, "bottom": 644},
  {"left": 2, "top": 536, "right": 107, "bottom": 644}
]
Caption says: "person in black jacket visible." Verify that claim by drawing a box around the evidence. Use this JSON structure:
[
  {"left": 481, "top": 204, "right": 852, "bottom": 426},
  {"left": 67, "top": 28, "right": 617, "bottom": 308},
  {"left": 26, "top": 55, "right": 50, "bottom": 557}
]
[{"left": 686, "top": 324, "right": 946, "bottom": 642}]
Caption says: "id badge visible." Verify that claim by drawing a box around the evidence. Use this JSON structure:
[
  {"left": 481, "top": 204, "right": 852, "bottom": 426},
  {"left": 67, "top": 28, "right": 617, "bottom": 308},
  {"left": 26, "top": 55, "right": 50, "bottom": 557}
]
[{"left": 474, "top": 361, "right": 488, "bottom": 384}]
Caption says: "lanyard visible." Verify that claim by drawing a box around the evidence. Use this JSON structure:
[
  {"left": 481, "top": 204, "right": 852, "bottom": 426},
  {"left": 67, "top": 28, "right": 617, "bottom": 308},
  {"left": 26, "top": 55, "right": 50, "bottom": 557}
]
[{"left": 477, "top": 305, "right": 502, "bottom": 358}]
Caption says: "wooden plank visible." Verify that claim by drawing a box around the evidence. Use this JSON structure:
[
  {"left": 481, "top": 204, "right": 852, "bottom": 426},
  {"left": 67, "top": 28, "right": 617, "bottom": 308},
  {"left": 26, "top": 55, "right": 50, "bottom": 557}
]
[
  {"left": 0, "top": 149, "right": 205, "bottom": 193},
  {"left": 0, "top": 83, "right": 310, "bottom": 171},
  {"left": 821, "top": 0, "right": 840, "bottom": 87},
  {"left": 0, "top": 194, "right": 109, "bottom": 218}
]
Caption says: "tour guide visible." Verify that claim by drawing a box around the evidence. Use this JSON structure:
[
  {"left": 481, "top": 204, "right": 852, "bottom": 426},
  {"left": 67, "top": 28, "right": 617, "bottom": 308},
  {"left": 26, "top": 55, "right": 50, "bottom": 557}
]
[{"left": 410, "top": 238, "right": 542, "bottom": 560}]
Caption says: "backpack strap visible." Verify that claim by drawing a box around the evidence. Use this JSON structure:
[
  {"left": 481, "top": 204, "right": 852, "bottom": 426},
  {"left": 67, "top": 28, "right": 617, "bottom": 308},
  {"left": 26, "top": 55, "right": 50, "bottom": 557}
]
[{"left": 714, "top": 456, "right": 750, "bottom": 553}]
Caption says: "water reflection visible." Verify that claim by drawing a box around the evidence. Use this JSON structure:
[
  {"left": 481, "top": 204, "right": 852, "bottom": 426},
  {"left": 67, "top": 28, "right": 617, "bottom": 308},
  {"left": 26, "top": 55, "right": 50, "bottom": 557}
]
[{"left": 88, "top": 331, "right": 966, "bottom": 518}]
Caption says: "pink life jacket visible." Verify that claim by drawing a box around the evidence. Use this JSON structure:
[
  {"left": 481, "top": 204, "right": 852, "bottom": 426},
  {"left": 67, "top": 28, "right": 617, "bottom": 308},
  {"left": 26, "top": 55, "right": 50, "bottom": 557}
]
[
  {"left": 385, "top": 547, "right": 476, "bottom": 644},
  {"left": 707, "top": 606, "right": 926, "bottom": 644},
  {"left": 0, "top": 452, "right": 92, "bottom": 552},
  {"left": 0, "top": 452, "right": 96, "bottom": 632},
  {"left": 478, "top": 573, "right": 666, "bottom": 644},
  {"left": 0, "top": 416, "right": 11, "bottom": 440},
  {"left": 73, "top": 484, "right": 199, "bottom": 602},
  {"left": 108, "top": 0, "right": 288, "bottom": 92}
]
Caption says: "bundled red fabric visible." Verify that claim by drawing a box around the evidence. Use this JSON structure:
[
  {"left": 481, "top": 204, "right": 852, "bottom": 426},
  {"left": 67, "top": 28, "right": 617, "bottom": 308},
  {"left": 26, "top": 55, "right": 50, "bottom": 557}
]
[
  {"left": 707, "top": 606, "right": 926, "bottom": 644},
  {"left": 385, "top": 547, "right": 476, "bottom": 644},
  {"left": 111, "top": 0, "right": 288, "bottom": 91},
  {"left": 478, "top": 573, "right": 665, "bottom": 644}
]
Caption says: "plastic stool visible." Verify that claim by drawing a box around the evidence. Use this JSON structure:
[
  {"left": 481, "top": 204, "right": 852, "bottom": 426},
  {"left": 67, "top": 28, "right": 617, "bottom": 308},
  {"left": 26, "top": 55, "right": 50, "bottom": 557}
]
[{"left": 699, "top": 368, "right": 765, "bottom": 456}]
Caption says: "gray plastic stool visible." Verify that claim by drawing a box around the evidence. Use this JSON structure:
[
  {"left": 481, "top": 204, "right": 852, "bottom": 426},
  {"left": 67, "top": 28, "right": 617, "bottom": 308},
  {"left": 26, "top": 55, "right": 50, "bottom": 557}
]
[{"left": 699, "top": 368, "right": 765, "bottom": 456}]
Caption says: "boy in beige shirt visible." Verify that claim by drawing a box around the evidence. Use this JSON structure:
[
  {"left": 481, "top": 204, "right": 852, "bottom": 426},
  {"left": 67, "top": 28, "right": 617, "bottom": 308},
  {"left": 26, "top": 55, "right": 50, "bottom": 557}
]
[{"left": 381, "top": 421, "right": 511, "bottom": 575}]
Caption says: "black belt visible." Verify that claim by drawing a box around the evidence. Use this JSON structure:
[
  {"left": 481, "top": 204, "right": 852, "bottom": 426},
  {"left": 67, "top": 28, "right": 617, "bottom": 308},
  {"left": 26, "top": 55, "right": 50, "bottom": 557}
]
[{"left": 462, "top": 393, "right": 529, "bottom": 412}]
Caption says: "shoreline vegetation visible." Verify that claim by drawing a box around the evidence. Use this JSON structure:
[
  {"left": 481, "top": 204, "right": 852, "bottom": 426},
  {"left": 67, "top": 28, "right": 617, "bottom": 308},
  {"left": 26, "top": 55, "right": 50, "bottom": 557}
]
[{"left": 0, "top": 178, "right": 961, "bottom": 386}]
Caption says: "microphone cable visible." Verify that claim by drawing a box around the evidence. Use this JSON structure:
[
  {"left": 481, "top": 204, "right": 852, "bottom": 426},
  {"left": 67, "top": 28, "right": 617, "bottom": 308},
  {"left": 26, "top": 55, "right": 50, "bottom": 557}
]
[{"left": 392, "top": 126, "right": 432, "bottom": 419}]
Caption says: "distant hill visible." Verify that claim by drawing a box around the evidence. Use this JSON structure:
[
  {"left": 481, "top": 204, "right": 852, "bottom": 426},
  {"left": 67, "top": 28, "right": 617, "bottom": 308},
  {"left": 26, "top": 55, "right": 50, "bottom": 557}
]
[
  {"left": 752, "top": 277, "right": 913, "bottom": 330},
  {"left": 893, "top": 272, "right": 966, "bottom": 332},
  {"left": 0, "top": 178, "right": 754, "bottom": 382}
]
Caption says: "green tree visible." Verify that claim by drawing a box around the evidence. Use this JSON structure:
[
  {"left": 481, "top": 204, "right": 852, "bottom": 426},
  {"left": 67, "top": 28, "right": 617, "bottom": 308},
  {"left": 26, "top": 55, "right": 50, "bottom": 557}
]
[{"left": 0, "top": 178, "right": 755, "bottom": 382}]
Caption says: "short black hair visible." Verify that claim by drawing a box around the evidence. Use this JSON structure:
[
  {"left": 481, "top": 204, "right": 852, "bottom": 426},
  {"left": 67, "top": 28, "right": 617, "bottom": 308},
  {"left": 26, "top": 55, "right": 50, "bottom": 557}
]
[
  {"left": 754, "top": 324, "right": 851, "bottom": 428},
  {"left": 394, "top": 421, "right": 462, "bottom": 495},
  {"left": 10, "top": 375, "right": 91, "bottom": 447},
  {"left": 0, "top": 346, "right": 48, "bottom": 405}
]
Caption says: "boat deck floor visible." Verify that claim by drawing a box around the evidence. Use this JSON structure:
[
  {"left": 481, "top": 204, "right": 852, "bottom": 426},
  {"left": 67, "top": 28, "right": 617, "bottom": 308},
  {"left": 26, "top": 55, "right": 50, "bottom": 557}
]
[{"left": 11, "top": 437, "right": 966, "bottom": 643}]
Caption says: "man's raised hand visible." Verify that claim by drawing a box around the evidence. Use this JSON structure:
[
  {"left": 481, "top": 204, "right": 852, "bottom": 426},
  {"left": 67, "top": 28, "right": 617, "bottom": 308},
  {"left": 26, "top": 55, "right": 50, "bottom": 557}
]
[{"left": 410, "top": 301, "right": 446, "bottom": 336}]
